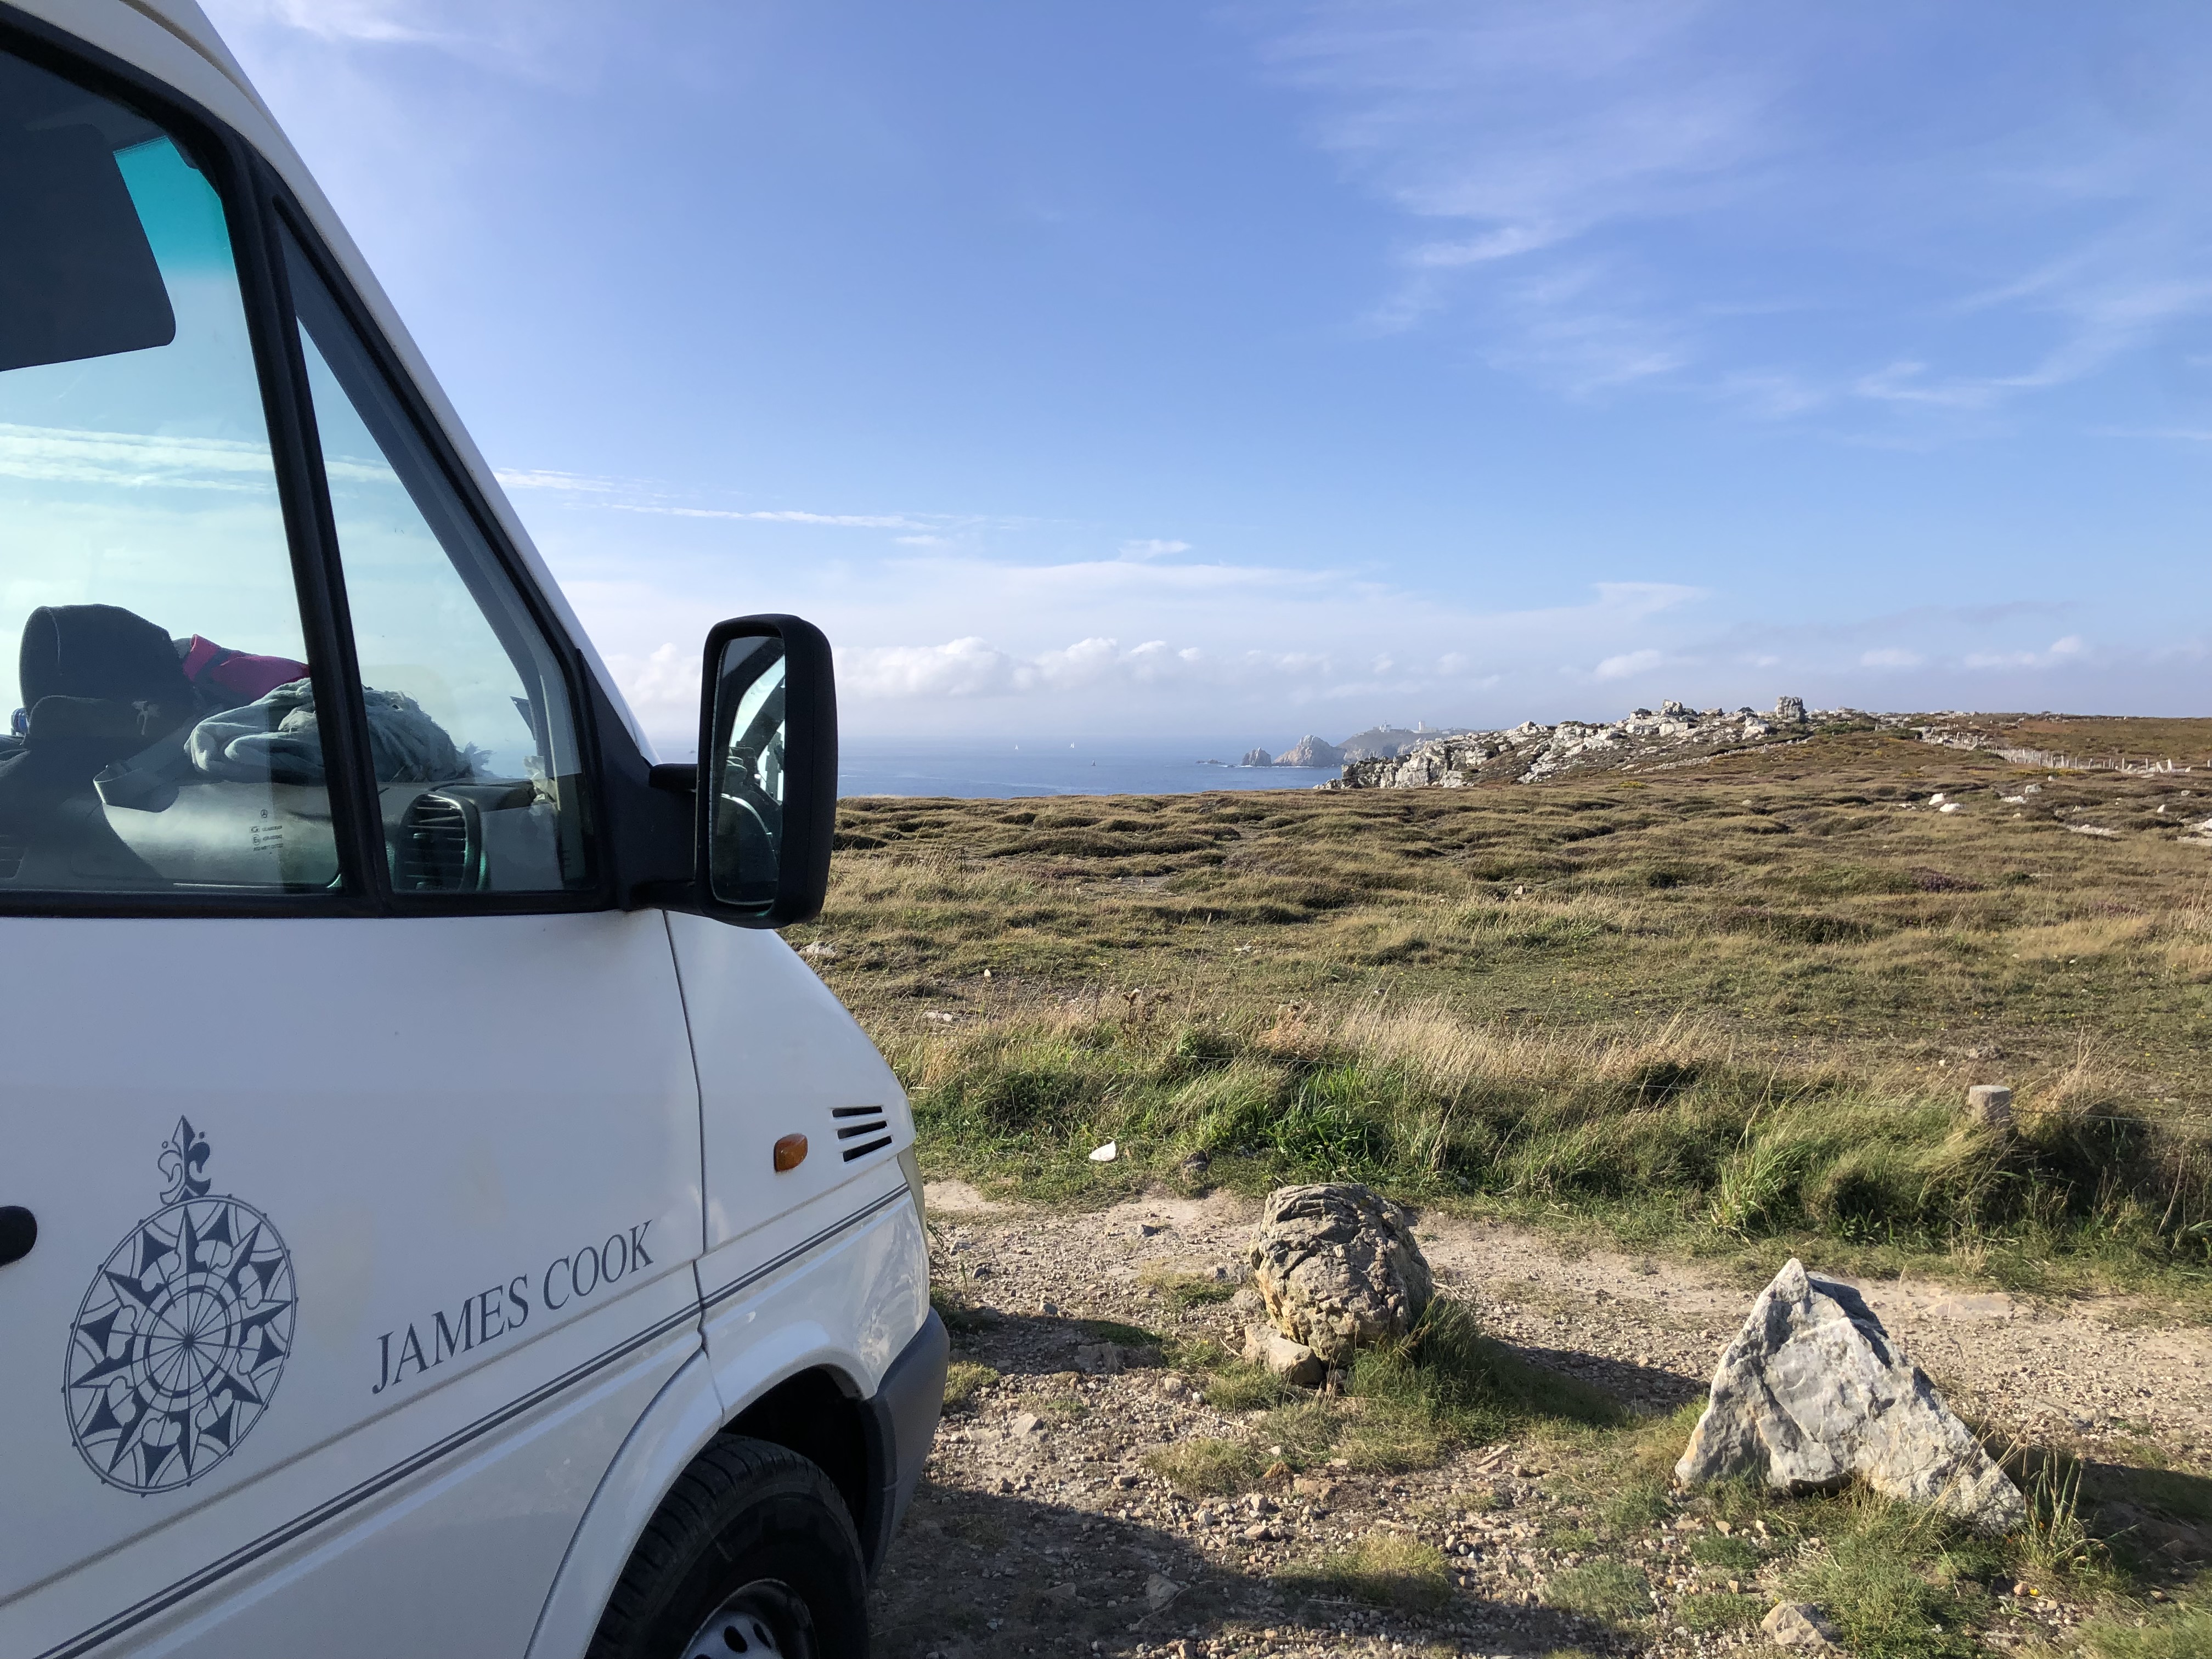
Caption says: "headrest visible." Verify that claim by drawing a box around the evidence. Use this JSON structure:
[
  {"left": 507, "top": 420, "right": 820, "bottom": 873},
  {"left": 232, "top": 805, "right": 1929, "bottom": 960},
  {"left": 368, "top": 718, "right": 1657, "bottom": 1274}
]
[{"left": 20, "top": 603, "right": 191, "bottom": 710}]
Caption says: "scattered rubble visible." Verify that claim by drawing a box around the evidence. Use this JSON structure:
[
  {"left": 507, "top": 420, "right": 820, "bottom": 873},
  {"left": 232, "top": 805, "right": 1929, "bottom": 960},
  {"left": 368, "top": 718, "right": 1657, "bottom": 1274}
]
[{"left": 879, "top": 1189, "right": 2212, "bottom": 1658}]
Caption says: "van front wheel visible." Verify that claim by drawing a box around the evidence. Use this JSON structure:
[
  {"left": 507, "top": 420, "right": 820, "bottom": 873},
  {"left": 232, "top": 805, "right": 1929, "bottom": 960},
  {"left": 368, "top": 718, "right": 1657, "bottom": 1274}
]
[{"left": 588, "top": 1435, "right": 868, "bottom": 1659}]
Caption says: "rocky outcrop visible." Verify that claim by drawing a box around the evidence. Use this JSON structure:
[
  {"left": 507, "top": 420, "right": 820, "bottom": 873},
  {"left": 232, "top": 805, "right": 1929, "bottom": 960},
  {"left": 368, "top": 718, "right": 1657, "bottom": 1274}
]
[
  {"left": 1675, "top": 1258, "right": 2027, "bottom": 1532},
  {"left": 1319, "top": 698, "right": 1898, "bottom": 792},
  {"left": 1247, "top": 1183, "right": 1435, "bottom": 1364},
  {"left": 1238, "top": 747, "right": 1273, "bottom": 768},
  {"left": 1273, "top": 734, "right": 1344, "bottom": 769},
  {"left": 1334, "top": 724, "right": 1462, "bottom": 762}
]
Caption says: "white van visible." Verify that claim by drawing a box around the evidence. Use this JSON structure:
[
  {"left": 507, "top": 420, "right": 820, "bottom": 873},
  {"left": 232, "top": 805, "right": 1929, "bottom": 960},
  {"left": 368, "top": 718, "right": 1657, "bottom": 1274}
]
[{"left": 0, "top": 4, "right": 945, "bottom": 1655}]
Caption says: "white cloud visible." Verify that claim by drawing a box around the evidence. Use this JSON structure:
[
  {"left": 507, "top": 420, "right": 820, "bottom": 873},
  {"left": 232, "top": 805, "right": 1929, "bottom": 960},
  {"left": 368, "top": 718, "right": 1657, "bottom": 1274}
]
[
  {"left": 1593, "top": 648, "right": 1664, "bottom": 680},
  {"left": 1119, "top": 538, "right": 1192, "bottom": 560},
  {"left": 221, "top": 0, "right": 442, "bottom": 46},
  {"left": 1962, "top": 635, "right": 2087, "bottom": 670},
  {"left": 608, "top": 504, "right": 922, "bottom": 529},
  {"left": 1257, "top": 2, "right": 2212, "bottom": 421},
  {"left": 0, "top": 424, "right": 275, "bottom": 492},
  {"left": 494, "top": 468, "right": 617, "bottom": 493},
  {"left": 835, "top": 636, "right": 1353, "bottom": 702},
  {"left": 202, "top": 0, "right": 596, "bottom": 77},
  {"left": 1859, "top": 647, "right": 1922, "bottom": 668}
]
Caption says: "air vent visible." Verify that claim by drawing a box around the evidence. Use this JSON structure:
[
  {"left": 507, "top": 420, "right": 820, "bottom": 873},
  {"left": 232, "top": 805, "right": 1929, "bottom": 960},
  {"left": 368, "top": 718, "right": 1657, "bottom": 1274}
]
[
  {"left": 832, "top": 1104, "right": 892, "bottom": 1163},
  {"left": 396, "top": 793, "right": 472, "bottom": 892}
]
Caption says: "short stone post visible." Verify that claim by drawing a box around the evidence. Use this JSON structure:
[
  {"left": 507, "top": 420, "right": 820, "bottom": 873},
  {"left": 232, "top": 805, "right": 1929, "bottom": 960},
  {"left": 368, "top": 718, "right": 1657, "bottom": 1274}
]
[{"left": 1965, "top": 1084, "right": 2013, "bottom": 1130}]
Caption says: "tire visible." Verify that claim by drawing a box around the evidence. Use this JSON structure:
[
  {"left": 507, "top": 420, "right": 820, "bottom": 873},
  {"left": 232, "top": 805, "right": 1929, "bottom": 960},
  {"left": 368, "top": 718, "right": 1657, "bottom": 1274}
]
[{"left": 586, "top": 1435, "right": 869, "bottom": 1659}]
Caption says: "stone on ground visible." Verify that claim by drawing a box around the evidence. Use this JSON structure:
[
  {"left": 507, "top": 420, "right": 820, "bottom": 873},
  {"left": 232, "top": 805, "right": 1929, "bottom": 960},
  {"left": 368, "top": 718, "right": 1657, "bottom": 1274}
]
[
  {"left": 1760, "top": 1601, "right": 1838, "bottom": 1648},
  {"left": 1676, "top": 1257, "right": 2027, "bottom": 1532},
  {"left": 1246, "top": 1182, "right": 1434, "bottom": 1363},
  {"left": 1242, "top": 1324, "right": 1324, "bottom": 1387}
]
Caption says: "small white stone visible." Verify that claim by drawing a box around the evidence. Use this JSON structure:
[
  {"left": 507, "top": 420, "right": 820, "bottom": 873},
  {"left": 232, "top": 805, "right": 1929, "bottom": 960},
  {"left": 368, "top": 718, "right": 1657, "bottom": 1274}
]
[
  {"left": 1088, "top": 1141, "right": 1119, "bottom": 1163},
  {"left": 1761, "top": 1601, "right": 1839, "bottom": 1648}
]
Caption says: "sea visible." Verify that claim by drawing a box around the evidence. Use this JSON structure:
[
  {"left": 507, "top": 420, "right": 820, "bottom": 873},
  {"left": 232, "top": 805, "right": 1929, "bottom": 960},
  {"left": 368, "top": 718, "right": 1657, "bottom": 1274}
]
[{"left": 835, "top": 736, "right": 1336, "bottom": 799}]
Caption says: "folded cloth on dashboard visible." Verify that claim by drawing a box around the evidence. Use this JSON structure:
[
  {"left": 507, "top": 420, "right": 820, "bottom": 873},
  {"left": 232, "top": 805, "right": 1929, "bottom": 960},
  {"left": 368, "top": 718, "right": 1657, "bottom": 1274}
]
[
  {"left": 189, "top": 679, "right": 470, "bottom": 785},
  {"left": 178, "top": 635, "right": 311, "bottom": 710}
]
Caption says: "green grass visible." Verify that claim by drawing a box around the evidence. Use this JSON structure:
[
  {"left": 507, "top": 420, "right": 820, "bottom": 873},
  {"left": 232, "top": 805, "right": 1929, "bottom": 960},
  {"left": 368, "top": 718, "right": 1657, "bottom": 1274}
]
[
  {"left": 941, "top": 1359, "right": 996, "bottom": 1409},
  {"left": 1688, "top": 1532, "right": 1765, "bottom": 1571},
  {"left": 1278, "top": 1534, "right": 1453, "bottom": 1611},
  {"left": 1676, "top": 1590, "right": 1765, "bottom": 1630},
  {"left": 1139, "top": 1266, "right": 1239, "bottom": 1305},
  {"left": 1544, "top": 1560, "right": 1652, "bottom": 1621},
  {"left": 1202, "top": 1361, "right": 1301, "bottom": 1413},
  {"left": 1184, "top": 1299, "right": 1627, "bottom": 1484},
  {"left": 1143, "top": 1437, "right": 1263, "bottom": 1495},
  {"left": 2080, "top": 1584, "right": 2212, "bottom": 1659},
  {"left": 816, "top": 732, "right": 2212, "bottom": 1295},
  {"left": 891, "top": 1001, "right": 2209, "bottom": 1299},
  {"left": 1776, "top": 1495, "right": 2000, "bottom": 1659}
]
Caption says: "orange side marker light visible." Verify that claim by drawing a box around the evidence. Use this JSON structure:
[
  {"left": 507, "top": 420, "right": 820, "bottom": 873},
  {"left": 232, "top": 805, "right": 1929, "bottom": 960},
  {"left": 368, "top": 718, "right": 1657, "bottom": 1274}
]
[{"left": 773, "top": 1133, "right": 809, "bottom": 1172}]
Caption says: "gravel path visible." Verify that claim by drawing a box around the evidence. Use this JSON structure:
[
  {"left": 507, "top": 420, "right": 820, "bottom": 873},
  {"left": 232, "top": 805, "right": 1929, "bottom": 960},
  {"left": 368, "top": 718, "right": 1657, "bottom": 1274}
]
[{"left": 866, "top": 1186, "right": 2212, "bottom": 1658}]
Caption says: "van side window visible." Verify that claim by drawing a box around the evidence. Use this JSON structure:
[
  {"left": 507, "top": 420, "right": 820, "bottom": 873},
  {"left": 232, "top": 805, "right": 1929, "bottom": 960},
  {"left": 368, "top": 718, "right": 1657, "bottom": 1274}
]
[
  {"left": 283, "top": 234, "right": 593, "bottom": 895},
  {"left": 0, "top": 50, "right": 336, "bottom": 895}
]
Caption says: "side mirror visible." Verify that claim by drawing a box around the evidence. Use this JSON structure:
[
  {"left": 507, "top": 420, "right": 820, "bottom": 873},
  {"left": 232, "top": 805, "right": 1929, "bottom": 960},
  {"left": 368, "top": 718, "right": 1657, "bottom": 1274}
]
[{"left": 695, "top": 614, "right": 837, "bottom": 927}]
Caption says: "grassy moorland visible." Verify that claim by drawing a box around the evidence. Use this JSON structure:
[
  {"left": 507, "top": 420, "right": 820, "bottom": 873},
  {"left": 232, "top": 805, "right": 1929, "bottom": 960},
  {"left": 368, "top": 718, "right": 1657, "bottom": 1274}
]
[{"left": 803, "top": 720, "right": 2212, "bottom": 1299}]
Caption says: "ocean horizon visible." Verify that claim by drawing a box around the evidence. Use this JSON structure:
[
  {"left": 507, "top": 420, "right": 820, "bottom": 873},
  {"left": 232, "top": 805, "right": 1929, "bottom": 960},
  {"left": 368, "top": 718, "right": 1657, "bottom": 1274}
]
[{"left": 833, "top": 736, "right": 1337, "bottom": 799}]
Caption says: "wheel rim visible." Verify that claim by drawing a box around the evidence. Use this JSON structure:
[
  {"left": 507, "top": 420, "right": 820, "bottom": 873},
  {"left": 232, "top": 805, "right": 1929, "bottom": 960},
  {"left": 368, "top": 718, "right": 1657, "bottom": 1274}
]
[{"left": 678, "top": 1581, "right": 812, "bottom": 1659}]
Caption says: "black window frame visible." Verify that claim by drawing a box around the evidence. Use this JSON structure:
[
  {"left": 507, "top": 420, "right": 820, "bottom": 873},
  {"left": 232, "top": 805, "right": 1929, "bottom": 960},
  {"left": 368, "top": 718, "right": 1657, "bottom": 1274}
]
[
  {"left": 0, "top": 4, "right": 632, "bottom": 919},
  {"left": 266, "top": 198, "right": 613, "bottom": 915}
]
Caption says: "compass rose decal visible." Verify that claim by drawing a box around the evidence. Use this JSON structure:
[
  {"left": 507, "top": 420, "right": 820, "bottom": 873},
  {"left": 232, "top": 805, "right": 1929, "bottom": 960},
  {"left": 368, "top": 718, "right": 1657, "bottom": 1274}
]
[{"left": 63, "top": 1119, "right": 296, "bottom": 1494}]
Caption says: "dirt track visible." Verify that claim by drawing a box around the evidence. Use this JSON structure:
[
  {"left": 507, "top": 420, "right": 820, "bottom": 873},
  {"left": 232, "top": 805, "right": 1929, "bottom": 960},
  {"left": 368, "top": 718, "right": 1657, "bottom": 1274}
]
[{"left": 865, "top": 1186, "right": 2212, "bottom": 1658}]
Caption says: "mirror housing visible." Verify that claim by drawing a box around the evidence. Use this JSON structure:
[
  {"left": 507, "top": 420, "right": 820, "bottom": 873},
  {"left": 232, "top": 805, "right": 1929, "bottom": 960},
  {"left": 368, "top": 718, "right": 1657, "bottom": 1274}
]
[{"left": 691, "top": 614, "right": 837, "bottom": 928}]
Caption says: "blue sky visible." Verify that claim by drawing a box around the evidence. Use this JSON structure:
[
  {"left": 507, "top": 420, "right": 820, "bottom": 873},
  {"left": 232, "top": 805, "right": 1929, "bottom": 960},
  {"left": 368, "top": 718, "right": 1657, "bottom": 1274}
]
[{"left": 200, "top": 0, "right": 2211, "bottom": 745}]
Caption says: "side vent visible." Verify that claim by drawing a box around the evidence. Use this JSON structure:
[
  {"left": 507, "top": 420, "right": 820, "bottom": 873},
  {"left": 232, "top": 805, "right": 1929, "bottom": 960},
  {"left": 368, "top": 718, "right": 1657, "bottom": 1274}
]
[
  {"left": 395, "top": 792, "right": 475, "bottom": 892},
  {"left": 832, "top": 1104, "right": 892, "bottom": 1163}
]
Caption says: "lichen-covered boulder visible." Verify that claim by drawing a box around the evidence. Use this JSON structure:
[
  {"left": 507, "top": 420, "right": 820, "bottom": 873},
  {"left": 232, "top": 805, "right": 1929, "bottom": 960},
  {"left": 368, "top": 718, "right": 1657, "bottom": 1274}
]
[
  {"left": 1247, "top": 1183, "right": 1434, "bottom": 1363},
  {"left": 1675, "top": 1257, "right": 2026, "bottom": 1533}
]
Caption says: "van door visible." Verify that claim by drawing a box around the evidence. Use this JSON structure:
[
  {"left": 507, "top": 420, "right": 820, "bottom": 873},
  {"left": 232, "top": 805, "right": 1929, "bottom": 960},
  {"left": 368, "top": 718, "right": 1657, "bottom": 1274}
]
[{"left": 0, "top": 56, "right": 701, "bottom": 1659}]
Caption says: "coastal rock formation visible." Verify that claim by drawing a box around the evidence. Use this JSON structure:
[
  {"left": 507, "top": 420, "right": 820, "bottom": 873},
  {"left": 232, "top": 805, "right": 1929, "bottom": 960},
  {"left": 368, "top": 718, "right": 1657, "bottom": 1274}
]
[
  {"left": 1317, "top": 698, "right": 1900, "bottom": 791},
  {"left": 1239, "top": 747, "right": 1273, "bottom": 768},
  {"left": 1334, "top": 724, "right": 1464, "bottom": 762},
  {"left": 1675, "top": 1257, "right": 2027, "bottom": 1533},
  {"left": 1274, "top": 734, "right": 1344, "bottom": 769},
  {"left": 1248, "top": 1183, "right": 1435, "bottom": 1363}
]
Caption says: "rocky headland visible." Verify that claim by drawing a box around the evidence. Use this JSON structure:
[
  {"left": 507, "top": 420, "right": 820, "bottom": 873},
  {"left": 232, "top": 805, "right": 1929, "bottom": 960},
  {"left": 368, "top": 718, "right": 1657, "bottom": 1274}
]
[
  {"left": 1306, "top": 696, "right": 1897, "bottom": 789},
  {"left": 1254, "top": 725, "right": 1463, "bottom": 771}
]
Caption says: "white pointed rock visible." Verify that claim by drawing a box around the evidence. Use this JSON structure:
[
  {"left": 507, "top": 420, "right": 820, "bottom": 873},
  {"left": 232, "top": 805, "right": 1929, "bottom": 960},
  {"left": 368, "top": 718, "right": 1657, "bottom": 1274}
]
[{"left": 1675, "top": 1257, "right": 2026, "bottom": 1533}]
